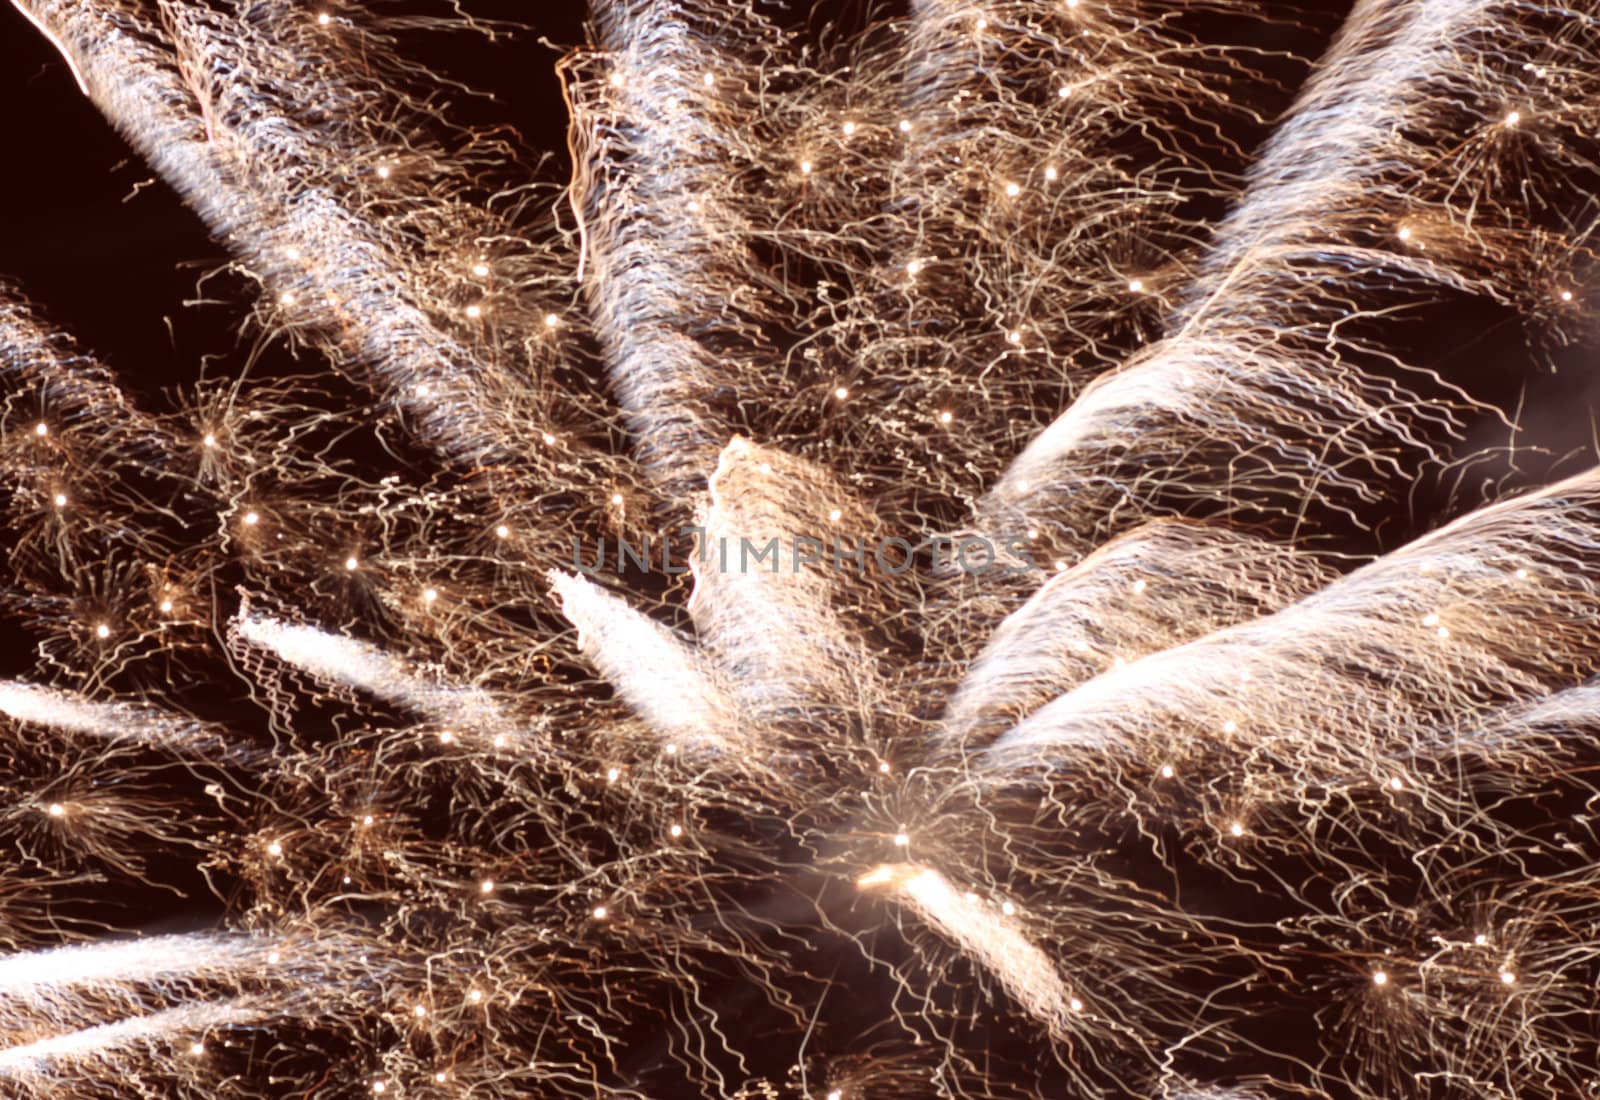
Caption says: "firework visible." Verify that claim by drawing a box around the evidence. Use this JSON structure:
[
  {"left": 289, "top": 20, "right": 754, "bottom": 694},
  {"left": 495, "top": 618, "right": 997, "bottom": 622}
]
[{"left": 4, "top": 0, "right": 1600, "bottom": 1097}]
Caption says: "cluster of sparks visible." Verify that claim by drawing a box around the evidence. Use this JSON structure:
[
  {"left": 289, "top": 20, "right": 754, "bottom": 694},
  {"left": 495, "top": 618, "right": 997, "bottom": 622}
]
[{"left": 4, "top": 0, "right": 1600, "bottom": 1096}]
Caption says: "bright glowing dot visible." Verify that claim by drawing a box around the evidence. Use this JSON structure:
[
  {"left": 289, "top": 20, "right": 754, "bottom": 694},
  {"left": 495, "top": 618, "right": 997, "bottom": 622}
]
[
  {"left": 1474, "top": 933, "right": 1488, "bottom": 946},
  {"left": 686, "top": 200, "right": 701, "bottom": 214},
  {"left": 939, "top": 410, "right": 953, "bottom": 424},
  {"left": 1373, "top": 971, "right": 1388, "bottom": 986},
  {"left": 1499, "top": 970, "right": 1515, "bottom": 984},
  {"left": 492, "top": 733, "right": 507, "bottom": 748},
  {"left": 1057, "top": 86, "right": 1070, "bottom": 98},
  {"left": 906, "top": 259, "right": 923, "bottom": 275},
  {"left": 842, "top": 120, "right": 857, "bottom": 136},
  {"left": 606, "top": 767, "right": 621, "bottom": 782},
  {"left": 435, "top": 1073, "right": 447, "bottom": 1084},
  {"left": 1044, "top": 165, "right": 1058, "bottom": 181},
  {"left": 592, "top": 905, "right": 608, "bottom": 919},
  {"left": 439, "top": 730, "right": 456, "bottom": 745},
  {"left": 610, "top": 492, "right": 624, "bottom": 506},
  {"left": 317, "top": 12, "right": 331, "bottom": 25},
  {"left": 376, "top": 165, "right": 391, "bottom": 180},
  {"left": 800, "top": 160, "right": 814, "bottom": 175},
  {"left": 878, "top": 761, "right": 890, "bottom": 773},
  {"left": 159, "top": 599, "right": 174, "bottom": 613},
  {"left": 1007, "top": 330, "right": 1022, "bottom": 344},
  {"left": 422, "top": 587, "right": 438, "bottom": 603},
  {"left": 468, "top": 989, "right": 484, "bottom": 1003},
  {"left": 413, "top": 1004, "right": 428, "bottom": 1018},
  {"left": 1229, "top": 822, "right": 1245, "bottom": 837},
  {"left": 465, "top": 304, "right": 482, "bottom": 319},
  {"left": 1026, "top": 528, "right": 1039, "bottom": 540},
  {"left": 1054, "top": 560, "right": 1068, "bottom": 572},
  {"left": 472, "top": 263, "right": 490, "bottom": 277},
  {"left": 34, "top": 422, "right": 48, "bottom": 436},
  {"left": 1504, "top": 109, "right": 1521, "bottom": 126},
  {"left": 495, "top": 524, "right": 510, "bottom": 539},
  {"left": 1222, "top": 719, "right": 1237, "bottom": 734},
  {"left": 1128, "top": 278, "right": 1145, "bottom": 292},
  {"left": 1066, "top": 0, "right": 1079, "bottom": 7},
  {"left": 669, "top": 823, "right": 683, "bottom": 838},
  {"left": 47, "top": 802, "right": 65, "bottom": 817},
  {"left": 94, "top": 623, "right": 110, "bottom": 639},
  {"left": 267, "top": 951, "right": 281, "bottom": 964},
  {"left": 610, "top": 72, "right": 624, "bottom": 87},
  {"left": 243, "top": 511, "right": 260, "bottom": 526},
  {"left": 480, "top": 879, "right": 494, "bottom": 894},
  {"left": 702, "top": 72, "right": 715, "bottom": 87},
  {"left": 285, "top": 246, "right": 302, "bottom": 260},
  {"left": 827, "top": 1091, "right": 843, "bottom": 1100},
  {"left": 835, "top": 386, "right": 849, "bottom": 400},
  {"left": 1389, "top": 776, "right": 1404, "bottom": 790},
  {"left": 53, "top": 493, "right": 68, "bottom": 508},
  {"left": 1159, "top": 764, "right": 1174, "bottom": 779},
  {"left": 1004, "top": 181, "right": 1021, "bottom": 197},
  {"left": 758, "top": 462, "right": 773, "bottom": 474},
  {"left": 190, "top": 1042, "right": 205, "bottom": 1055},
  {"left": 1070, "top": 996, "right": 1084, "bottom": 1011},
  {"left": 898, "top": 119, "right": 912, "bottom": 132},
  {"left": 665, "top": 743, "right": 678, "bottom": 755},
  {"left": 267, "top": 841, "right": 283, "bottom": 857},
  {"left": 203, "top": 433, "right": 217, "bottom": 447},
  {"left": 1514, "top": 568, "right": 1528, "bottom": 579},
  {"left": 1421, "top": 612, "right": 1439, "bottom": 627},
  {"left": 544, "top": 313, "right": 560, "bottom": 328},
  {"left": 345, "top": 556, "right": 359, "bottom": 571},
  {"left": 541, "top": 432, "right": 556, "bottom": 445},
  {"left": 1000, "top": 901, "right": 1016, "bottom": 916},
  {"left": 1397, "top": 226, "right": 1412, "bottom": 241},
  {"left": 893, "top": 832, "right": 910, "bottom": 847},
  {"left": 362, "top": 814, "right": 374, "bottom": 826},
  {"left": 1561, "top": 289, "right": 1574, "bottom": 302},
  {"left": 1131, "top": 578, "right": 1147, "bottom": 594},
  {"left": 828, "top": 508, "right": 843, "bottom": 523},
  {"left": 975, "top": 17, "right": 988, "bottom": 30},
  {"left": 1437, "top": 626, "right": 1451, "bottom": 639},
  {"left": 372, "top": 1082, "right": 387, "bottom": 1095}
]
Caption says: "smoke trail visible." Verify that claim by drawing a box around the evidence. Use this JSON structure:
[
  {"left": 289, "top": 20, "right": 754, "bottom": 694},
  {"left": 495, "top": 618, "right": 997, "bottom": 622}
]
[
  {"left": 859, "top": 862, "right": 1080, "bottom": 1038},
  {"left": 0, "top": 999, "right": 263, "bottom": 1087},
  {"left": 232, "top": 612, "right": 521, "bottom": 741},
  {"left": 941, "top": 521, "right": 1334, "bottom": 749},
  {"left": 0, "top": 934, "right": 277, "bottom": 1020},
  {"left": 550, "top": 569, "right": 737, "bottom": 752},
  {"left": 686, "top": 438, "right": 893, "bottom": 728},
  {"left": 573, "top": 0, "right": 791, "bottom": 494},
  {"left": 0, "top": 682, "right": 229, "bottom": 756}
]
